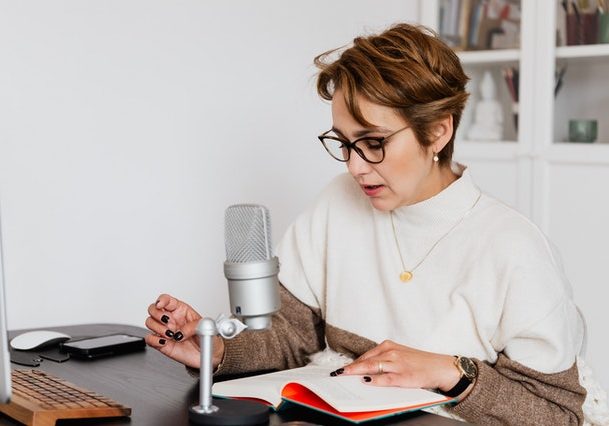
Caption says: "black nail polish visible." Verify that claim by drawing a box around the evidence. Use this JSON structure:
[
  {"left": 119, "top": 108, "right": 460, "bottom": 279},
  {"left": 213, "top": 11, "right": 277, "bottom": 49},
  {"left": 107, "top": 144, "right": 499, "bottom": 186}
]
[
  {"left": 159, "top": 338, "right": 166, "bottom": 345},
  {"left": 335, "top": 368, "right": 344, "bottom": 375},
  {"left": 165, "top": 330, "right": 174, "bottom": 338},
  {"left": 161, "top": 315, "right": 169, "bottom": 324},
  {"left": 330, "top": 371, "right": 337, "bottom": 377},
  {"left": 173, "top": 331, "right": 183, "bottom": 341},
  {"left": 363, "top": 376, "right": 371, "bottom": 382}
]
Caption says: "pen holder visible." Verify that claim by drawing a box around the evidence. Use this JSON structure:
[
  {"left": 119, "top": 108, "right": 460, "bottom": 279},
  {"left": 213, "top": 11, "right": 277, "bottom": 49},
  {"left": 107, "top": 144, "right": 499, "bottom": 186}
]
[
  {"left": 566, "top": 13, "right": 599, "bottom": 45},
  {"left": 569, "top": 119, "right": 598, "bottom": 143}
]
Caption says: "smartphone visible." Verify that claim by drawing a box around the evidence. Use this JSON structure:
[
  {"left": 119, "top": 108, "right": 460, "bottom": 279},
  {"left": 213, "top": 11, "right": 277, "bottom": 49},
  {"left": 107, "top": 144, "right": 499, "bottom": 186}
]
[{"left": 60, "top": 334, "right": 145, "bottom": 359}]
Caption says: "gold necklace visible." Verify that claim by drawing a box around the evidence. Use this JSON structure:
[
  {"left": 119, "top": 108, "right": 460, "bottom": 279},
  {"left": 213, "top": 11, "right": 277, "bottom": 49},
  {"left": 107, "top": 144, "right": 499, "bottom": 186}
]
[{"left": 389, "top": 192, "right": 482, "bottom": 282}]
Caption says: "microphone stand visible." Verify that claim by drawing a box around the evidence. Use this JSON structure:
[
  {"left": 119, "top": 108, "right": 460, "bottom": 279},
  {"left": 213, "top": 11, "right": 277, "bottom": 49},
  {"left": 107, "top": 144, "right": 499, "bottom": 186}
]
[{"left": 188, "top": 315, "right": 269, "bottom": 425}]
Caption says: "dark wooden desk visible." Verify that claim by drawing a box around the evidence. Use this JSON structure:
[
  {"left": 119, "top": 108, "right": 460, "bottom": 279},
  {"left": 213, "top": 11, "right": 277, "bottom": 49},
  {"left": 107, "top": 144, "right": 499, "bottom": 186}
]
[{"left": 3, "top": 324, "right": 465, "bottom": 426}]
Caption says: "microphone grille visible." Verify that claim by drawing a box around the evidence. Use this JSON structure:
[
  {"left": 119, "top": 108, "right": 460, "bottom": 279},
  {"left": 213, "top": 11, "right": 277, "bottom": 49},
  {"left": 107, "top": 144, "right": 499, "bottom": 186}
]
[{"left": 225, "top": 204, "right": 272, "bottom": 263}]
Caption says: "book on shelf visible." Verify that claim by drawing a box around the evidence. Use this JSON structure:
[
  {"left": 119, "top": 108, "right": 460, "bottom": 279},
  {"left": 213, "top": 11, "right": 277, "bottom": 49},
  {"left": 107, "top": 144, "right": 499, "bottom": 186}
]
[
  {"left": 439, "top": 0, "right": 521, "bottom": 51},
  {"left": 439, "top": 0, "right": 462, "bottom": 47},
  {"left": 560, "top": 0, "right": 608, "bottom": 46},
  {"left": 212, "top": 365, "right": 455, "bottom": 424}
]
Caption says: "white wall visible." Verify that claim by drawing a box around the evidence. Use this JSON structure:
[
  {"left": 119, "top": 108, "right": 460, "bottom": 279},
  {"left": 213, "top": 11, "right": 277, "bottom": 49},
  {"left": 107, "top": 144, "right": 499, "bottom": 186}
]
[{"left": 0, "top": 1, "right": 418, "bottom": 328}]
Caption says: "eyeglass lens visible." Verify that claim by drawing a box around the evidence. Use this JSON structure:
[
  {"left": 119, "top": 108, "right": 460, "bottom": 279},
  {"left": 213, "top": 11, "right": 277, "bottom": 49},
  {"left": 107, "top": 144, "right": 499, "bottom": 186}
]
[{"left": 321, "top": 134, "right": 384, "bottom": 163}]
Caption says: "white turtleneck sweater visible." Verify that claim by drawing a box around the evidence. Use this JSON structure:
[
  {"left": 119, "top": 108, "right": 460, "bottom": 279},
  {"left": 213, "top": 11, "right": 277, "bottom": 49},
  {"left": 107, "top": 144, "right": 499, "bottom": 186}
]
[{"left": 276, "top": 166, "right": 584, "bottom": 374}]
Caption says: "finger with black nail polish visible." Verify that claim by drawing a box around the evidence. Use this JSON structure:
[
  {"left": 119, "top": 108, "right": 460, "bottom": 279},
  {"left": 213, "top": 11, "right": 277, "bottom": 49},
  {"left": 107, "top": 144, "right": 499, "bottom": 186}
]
[
  {"left": 165, "top": 330, "right": 174, "bottom": 338},
  {"left": 363, "top": 376, "right": 371, "bottom": 383},
  {"left": 161, "top": 315, "right": 169, "bottom": 324},
  {"left": 159, "top": 338, "right": 166, "bottom": 345},
  {"left": 173, "top": 331, "right": 183, "bottom": 341},
  {"left": 329, "top": 367, "right": 344, "bottom": 377}
]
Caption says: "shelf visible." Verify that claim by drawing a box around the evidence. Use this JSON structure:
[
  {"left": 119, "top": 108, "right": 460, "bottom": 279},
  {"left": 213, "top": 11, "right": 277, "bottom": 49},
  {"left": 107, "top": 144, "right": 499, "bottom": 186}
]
[
  {"left": 457, "top": 49, "right": 520, "bottom": 65},
  {"left": 455, "top": 141, "right": 609, "bottom": 164},
  {"left": 546, "top": 142, "right": 609, "bottom": 165},
  {"left": 556, "top": 44, "right": 609, "bottom": 60},
  {"left": 454, "top": 140, "right": 519, "bottom": 160}
]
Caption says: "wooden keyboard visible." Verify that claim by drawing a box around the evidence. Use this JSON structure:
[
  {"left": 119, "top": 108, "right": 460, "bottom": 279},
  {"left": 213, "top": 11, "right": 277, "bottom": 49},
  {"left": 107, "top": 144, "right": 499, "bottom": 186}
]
[{"left": 0, "top": 369, "right": 131, "bottom": 426}]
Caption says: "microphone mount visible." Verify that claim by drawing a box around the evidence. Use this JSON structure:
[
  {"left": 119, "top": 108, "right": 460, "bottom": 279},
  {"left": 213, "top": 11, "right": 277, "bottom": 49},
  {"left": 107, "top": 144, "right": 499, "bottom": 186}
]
[
  {"left": 188, "top": 315, "right": 269, "bottom": 425},
  {"left": 189, "top": 204, "right": 279, "bottom": 424}
]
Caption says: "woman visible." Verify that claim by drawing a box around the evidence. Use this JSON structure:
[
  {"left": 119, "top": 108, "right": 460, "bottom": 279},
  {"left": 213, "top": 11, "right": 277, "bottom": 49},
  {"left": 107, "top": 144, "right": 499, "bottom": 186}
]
[{"left": 145, "top": 23, "right": 589, "bottom": 424}]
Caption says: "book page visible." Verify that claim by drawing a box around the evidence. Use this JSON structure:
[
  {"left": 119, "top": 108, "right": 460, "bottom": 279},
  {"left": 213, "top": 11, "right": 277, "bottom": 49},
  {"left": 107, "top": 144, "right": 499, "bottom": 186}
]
[
  {"left": 212, "top": 365, "right": 333, "bottom": 409},
  {"left": 291, "top": 375, "right": 449, "bottom": 413}
]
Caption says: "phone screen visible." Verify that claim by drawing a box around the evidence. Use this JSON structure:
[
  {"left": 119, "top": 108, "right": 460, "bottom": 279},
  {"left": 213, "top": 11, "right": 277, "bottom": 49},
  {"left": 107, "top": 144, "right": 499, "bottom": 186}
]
[{"left": 65, "top": 334, "right": 143, "bottom": 350}]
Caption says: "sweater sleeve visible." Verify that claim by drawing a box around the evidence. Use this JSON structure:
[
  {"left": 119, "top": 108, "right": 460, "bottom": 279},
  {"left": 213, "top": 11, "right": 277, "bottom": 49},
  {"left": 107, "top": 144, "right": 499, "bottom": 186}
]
[
  {"left": 450, "top": 354, "right": 586, "bottom": 425},
  {"left": 214, "top": 284, "right": 325, "bottom": 376}
]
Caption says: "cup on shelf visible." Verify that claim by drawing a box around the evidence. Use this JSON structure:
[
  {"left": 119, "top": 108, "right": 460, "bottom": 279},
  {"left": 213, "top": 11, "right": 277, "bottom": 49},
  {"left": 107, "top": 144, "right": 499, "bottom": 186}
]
[{"left": 568, "top": 119, "right": 598, "bottom": 143}]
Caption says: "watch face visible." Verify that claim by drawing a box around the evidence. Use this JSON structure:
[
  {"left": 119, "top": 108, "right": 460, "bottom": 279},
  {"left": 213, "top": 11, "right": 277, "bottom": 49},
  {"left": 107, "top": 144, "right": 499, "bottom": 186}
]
[{"left": 459, "top": 357, "right": 478, "bottom": 380}]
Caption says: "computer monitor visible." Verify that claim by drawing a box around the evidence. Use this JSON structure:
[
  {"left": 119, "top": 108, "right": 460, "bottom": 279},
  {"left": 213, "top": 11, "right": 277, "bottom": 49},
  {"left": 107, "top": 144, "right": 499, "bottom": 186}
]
[{"left": 0, "top": 209, "right": 12, "bottom": 403}]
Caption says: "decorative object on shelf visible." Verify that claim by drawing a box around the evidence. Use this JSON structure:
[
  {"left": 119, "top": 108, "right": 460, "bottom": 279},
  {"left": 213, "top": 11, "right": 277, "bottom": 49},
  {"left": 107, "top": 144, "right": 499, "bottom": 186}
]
[
  {"left": 438, "top": 0, "right": 521, "bottom": 51},
  {"left": 569, "top": 119, "right": 598, "bottom": 142},
  {"left": 468, "top": 70, "right": 504, "bottom": 141}
]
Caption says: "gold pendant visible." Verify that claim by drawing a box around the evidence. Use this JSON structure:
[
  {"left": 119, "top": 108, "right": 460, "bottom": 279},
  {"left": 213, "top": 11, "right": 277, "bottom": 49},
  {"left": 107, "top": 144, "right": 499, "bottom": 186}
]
[{"left": 400, "top": 271, "right": 413, "bottom": 282}]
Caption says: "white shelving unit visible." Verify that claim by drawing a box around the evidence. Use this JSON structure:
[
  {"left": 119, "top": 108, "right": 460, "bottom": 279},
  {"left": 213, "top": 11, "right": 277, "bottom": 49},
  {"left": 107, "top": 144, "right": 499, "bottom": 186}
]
[
  {"left": 556, "top": 43, "right": 609, "bottom": 59},
  {"left": 458, "top": 48, "right": 520, "bottom": 63},
  {"left": 420, "top": 0, "right": 609, "bottom": 391}
]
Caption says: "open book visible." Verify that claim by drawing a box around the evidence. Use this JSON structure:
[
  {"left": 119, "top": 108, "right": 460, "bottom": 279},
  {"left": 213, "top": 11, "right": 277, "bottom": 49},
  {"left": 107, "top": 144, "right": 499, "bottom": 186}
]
[{"left": 212, "top": 365, "right": 455, "bottom": 423}]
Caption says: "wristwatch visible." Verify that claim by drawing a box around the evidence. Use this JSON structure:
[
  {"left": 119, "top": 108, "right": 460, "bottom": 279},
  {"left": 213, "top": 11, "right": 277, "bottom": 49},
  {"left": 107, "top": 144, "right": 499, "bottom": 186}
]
[{"left": 441, "top": 356, "right": 478, "bottom": 398}]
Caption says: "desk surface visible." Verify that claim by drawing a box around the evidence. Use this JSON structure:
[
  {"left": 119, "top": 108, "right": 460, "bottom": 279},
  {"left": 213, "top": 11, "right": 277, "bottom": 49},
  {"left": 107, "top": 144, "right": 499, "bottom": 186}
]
[{"left": 3, "top": 324, "right": 465, "bottom": 426}]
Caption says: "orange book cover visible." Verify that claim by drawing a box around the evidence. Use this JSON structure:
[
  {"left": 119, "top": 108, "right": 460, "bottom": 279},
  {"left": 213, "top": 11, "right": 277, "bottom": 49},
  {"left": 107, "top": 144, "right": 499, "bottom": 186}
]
[{"left": 281, "top": 382, "right": 454, "bottom": 423}]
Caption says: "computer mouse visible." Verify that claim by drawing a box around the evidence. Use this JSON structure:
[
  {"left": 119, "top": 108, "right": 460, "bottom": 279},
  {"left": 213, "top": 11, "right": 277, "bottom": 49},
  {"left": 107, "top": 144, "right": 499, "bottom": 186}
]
[{"left": 10, "top": 330, "right": 72, "bottom": 351}]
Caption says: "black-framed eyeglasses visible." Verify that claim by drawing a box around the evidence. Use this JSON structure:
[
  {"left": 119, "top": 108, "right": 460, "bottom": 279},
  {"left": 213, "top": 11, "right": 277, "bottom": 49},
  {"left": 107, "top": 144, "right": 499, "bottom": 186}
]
[{"left": 317, "top": 125, "right": 411, "bottom": 164}]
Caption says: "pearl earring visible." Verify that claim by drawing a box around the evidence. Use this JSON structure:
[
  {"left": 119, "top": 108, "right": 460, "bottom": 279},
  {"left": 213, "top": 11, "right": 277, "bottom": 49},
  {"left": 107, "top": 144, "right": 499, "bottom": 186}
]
[{"left": 433, "top": 153, "right": 439, "bottom": 162}]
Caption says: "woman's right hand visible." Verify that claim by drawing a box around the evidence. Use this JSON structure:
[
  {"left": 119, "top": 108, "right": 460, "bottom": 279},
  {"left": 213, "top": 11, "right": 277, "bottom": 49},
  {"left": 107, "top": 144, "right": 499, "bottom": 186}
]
[{"left": 145, "top": 293, "right": 225, "bottom": 369}]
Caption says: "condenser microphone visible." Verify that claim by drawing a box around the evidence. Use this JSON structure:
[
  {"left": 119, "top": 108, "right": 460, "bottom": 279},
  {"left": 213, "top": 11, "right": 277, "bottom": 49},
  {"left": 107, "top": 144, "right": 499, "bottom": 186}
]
[{"left": 223, "top": 204, "right": 280, "bottom": 330}]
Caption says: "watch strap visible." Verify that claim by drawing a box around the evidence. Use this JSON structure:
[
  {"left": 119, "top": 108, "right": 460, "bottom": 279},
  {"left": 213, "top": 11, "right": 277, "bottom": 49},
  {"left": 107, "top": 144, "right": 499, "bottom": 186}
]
[{"left": 441, "top": 374, "right": 472, "bottom": 397}]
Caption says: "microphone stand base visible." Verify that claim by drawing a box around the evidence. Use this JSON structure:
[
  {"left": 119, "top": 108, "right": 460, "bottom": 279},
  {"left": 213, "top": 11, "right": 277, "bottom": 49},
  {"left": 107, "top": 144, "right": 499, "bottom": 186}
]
[{"left": 189, "top": 398, "right": 269, "bottom": 425}]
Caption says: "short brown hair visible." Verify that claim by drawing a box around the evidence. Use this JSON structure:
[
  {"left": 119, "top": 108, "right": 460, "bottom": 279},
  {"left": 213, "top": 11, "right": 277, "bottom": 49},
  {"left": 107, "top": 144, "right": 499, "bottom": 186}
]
[{"left": 315, "top": 23, "right": 469, "bottom": 166}]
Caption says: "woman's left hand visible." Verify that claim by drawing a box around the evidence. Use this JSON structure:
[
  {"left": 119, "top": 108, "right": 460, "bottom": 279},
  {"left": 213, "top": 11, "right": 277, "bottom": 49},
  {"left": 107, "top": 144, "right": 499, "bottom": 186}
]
[{"left": 337, "top": 340, "right": 462, "bottom": 394}]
